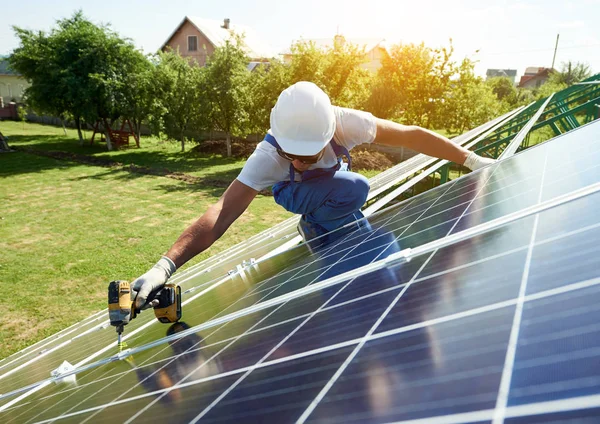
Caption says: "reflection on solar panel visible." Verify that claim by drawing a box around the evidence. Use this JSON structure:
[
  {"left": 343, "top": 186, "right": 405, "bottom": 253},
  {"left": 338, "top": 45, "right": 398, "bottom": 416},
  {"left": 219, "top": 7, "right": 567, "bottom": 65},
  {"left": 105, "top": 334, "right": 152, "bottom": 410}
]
[{"left": 1, "top": 85, "right": 600, "bottom": 422}]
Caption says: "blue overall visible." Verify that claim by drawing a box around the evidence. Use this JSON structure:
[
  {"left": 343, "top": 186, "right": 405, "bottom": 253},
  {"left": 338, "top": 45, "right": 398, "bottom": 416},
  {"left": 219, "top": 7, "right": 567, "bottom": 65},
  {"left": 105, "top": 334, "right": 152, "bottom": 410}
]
[{"left": 265, "top": 133, "right": 370, "bottom": 243}]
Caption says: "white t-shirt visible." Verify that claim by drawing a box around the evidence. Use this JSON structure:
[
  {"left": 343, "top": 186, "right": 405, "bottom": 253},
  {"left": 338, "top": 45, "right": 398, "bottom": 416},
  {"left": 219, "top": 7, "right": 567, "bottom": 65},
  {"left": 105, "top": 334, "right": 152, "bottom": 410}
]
[{"left": 237, "top": 107, "right": 377, "bottom": 191}]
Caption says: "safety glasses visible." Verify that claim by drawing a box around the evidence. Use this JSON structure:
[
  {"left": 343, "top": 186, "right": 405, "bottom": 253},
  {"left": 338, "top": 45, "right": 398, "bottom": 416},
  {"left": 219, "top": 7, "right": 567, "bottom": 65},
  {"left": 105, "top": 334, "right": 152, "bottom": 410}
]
[{"left": 276, "top": 148, "right": 325, "bottom": 164}]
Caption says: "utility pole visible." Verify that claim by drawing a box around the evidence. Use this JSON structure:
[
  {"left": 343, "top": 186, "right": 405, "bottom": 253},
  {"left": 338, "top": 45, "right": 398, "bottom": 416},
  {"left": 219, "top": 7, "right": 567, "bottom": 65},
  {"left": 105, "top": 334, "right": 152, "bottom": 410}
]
[{"left": 551, "top": 33, "right": 560, "bottom": 70}]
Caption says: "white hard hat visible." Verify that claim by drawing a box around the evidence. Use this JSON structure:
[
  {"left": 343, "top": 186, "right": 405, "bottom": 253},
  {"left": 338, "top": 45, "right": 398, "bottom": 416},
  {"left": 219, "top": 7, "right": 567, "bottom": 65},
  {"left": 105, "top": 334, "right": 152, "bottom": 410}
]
[{"left": 270, "top": 81, "right": 336, "bottom": 156}]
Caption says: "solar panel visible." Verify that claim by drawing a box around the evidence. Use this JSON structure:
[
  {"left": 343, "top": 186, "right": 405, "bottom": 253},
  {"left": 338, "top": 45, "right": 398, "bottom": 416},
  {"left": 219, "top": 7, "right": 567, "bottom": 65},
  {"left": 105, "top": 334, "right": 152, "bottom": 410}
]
[{"left": 2, "top": 118, "right": 599, "bottom": 422}]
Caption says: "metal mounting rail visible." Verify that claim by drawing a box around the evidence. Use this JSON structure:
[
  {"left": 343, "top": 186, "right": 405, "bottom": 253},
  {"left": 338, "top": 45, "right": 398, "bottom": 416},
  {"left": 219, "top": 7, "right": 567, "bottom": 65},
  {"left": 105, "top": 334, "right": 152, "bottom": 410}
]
[{"left": 498, "top": 94, "right": 555, "bottom": 160}]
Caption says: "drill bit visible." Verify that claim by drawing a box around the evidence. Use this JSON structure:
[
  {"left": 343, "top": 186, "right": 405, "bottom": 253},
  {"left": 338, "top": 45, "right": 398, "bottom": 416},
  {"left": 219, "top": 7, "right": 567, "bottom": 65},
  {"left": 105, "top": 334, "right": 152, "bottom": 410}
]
[{"left": 116, "top": 324, "right": 124, "bottom": 352}]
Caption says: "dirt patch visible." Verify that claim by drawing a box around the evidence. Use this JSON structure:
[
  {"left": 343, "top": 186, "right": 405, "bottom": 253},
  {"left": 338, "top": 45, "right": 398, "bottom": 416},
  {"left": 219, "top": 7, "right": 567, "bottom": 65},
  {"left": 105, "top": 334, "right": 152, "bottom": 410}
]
[
  {"left": 192, "top": 139, "right": 258, "bottom": 158},
  {"left": 351, "top": 149, "right": 394, "bottom": 170}
]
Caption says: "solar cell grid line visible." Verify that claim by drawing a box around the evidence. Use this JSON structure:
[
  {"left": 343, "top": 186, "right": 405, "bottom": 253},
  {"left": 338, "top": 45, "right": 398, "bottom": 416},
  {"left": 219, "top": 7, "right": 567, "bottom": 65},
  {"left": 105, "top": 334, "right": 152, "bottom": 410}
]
[
  {"left": 498, "top": 94, "right": 555, "bottom": 160},
  {"left": 68, "top": 253, "right": 596, "bottom": 422},
  {"left": 296, "top": 160, "right": 501, "bottom": 423},
  {"left": 302, "top": 230, "right": 596, "bottom": 414},
  {"left": 119, "top": 180, "right": 437, "bottom": 424},
  {"left": 492, "top": 149, "right": 549, "bottom": 424},
  {"left": 10, "top": 343, "right": 154, "bottom": 424}
]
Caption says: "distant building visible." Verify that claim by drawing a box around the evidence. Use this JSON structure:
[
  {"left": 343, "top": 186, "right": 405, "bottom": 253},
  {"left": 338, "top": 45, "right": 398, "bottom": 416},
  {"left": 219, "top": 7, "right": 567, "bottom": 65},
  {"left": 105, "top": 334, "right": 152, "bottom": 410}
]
[
  {"left": 518, "top": 67, "right": 553, "bottom": 89},
  {"left": 486, "top": 69, "right": 517, "bottom": 84},
  {"left": 160, "top": 16, "right": 276, "bottom": 66},
  {"left": 281, "top": 36, "right": 389, "bottom": 73},
  {"left": 0, "top": 58, "right": 28, "bottom": 103}
]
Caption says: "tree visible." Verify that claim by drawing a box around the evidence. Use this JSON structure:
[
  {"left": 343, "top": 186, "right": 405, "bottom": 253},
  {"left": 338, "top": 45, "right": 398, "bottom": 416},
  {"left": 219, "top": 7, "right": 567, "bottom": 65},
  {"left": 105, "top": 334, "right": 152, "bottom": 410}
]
[
  {"left": 119, "top": 51, "right": 157, "bottom": 141},
  {"left": 287, "top": 37, "right": 372, "bottom": 109},
  {"left": 485, "top": 76, "right": 534, "bottom": 113},
  {"left": 154, "top": 50, "right": 204, "bottom": 152},
  {"left": 550, "top": 61, "right": 592, "bottom": 86},
  {"left": 247, "top": 60, "right": 290, "bottom": 138},
  {"left": 363, "top": 42, "right": 455, "bottom": 127},
  {"left": 9, "top": 26, "right": 71, "bottom": 136},
  {"left": 486, "top": 77, "right": 517, "bottom": 103},
  {"left": 10, "top": 11, "right": 151, "bottom": 148},
  {"left": 203, "top": 35, "right": 252, "bottom": 157},
  {"left": 535, "top": 79, "right": 568, "bottom": 100},
  {"left": 443, "top": 58, "right": 500, "bottom": 134}
]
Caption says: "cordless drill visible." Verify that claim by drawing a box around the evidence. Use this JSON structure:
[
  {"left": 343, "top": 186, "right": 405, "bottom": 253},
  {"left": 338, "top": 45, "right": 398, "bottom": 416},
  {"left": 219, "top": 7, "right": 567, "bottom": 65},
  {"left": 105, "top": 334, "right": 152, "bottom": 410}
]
[{"left": 108, "top": 280, "right": 182, "bottom": 350}]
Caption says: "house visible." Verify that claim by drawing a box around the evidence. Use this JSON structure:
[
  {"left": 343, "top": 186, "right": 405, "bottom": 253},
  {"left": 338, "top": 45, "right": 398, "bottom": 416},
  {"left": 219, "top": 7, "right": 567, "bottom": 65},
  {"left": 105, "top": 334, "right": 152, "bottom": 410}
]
[
  {"left": 486, "top": 69, "right": 517, "bottom": 84},
  {"left": 0, "top": 58, "right": 28, "bottom": 104},
  {"left": 281, "top": 36, "right": 389, "bottom": 73},
  {"left": 160, "top": 16, "right": 276, "bottom": 66},
  {"left": 518, "top": 67, "right": 553, "bottom": 89}
]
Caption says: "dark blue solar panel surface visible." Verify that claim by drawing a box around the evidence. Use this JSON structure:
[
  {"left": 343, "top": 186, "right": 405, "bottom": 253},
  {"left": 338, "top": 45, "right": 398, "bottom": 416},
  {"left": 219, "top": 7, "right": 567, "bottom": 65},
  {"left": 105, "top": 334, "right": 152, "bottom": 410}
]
[{"left": 1, "top": 120, "right": 600, "bottom": 423}]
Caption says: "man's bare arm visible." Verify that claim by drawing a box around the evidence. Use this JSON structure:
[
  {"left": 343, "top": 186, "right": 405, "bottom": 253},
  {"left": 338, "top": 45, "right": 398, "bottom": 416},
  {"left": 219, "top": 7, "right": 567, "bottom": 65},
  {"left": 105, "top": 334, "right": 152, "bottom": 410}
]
[
  {"left": 374, "top": 119, "right": 470, "bottom": 165},
  {"left": 165, "top": 179, "right": 259, "bottom": 268}
]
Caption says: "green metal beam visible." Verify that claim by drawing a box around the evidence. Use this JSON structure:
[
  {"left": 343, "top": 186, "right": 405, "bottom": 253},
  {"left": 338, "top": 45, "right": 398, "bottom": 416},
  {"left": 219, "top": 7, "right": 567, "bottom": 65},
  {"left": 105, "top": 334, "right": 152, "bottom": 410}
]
[
  {"left": 473, "top": 94, "right": 600, "bottom": 156},
  {"left": 530, "top": 95, "right": 600, "bottom": 132},
  {"left": 468, "top": 80, "right": 600, "bottom": 157}
]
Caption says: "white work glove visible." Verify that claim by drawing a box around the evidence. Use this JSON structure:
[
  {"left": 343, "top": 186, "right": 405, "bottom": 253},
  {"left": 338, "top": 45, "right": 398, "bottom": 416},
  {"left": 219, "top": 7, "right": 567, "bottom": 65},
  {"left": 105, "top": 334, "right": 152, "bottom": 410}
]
[
  {"left": 131, "top": 256, "right": 177, "bottom": 310},
  {"left": 464, "top": 151, "right": 496, "bottom": 171}
]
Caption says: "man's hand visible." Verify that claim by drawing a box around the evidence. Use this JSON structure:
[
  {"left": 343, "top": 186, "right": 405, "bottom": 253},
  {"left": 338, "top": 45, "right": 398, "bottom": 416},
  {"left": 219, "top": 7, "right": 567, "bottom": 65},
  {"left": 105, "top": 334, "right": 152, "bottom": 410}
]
[
  {"left": 131, "top": 256, "right": 177, "bottom": 310},
  {"left": 464, "top": 151, "right": 496, "bottom": 171}
]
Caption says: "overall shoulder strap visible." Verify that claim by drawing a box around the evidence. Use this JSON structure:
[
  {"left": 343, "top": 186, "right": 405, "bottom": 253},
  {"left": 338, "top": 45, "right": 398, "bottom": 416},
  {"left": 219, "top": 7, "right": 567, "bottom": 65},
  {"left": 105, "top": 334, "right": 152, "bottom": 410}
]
[
  {"left": 330, "top": 139, "right": 352, "bottom": 171},
  {"left": 264, "top": 133, "right": 280, "bottom": 149},
  {"left": 264, "top": 133, "right": 295, "bottom": 183}
]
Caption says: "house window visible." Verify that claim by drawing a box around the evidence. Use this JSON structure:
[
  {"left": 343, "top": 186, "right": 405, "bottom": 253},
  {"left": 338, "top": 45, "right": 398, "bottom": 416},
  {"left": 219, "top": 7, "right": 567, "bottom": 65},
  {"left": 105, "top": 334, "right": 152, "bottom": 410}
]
[{"left": 188, "top": 35, "right": 198, "bottom": 52}]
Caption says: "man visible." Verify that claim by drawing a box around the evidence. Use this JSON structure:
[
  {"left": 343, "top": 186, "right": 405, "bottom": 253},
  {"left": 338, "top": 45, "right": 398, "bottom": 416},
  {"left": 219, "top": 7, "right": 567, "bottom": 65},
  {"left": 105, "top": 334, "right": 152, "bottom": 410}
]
[{"left": 131, "top": 81, "right": 493, "bottom": 309}]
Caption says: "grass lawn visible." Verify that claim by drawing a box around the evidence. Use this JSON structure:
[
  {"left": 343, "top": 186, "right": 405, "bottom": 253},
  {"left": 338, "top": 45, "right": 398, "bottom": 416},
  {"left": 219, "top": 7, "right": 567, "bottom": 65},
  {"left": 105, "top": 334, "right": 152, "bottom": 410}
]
[{"left": 0, "top": 121, "right": 297, "bottom": 359}]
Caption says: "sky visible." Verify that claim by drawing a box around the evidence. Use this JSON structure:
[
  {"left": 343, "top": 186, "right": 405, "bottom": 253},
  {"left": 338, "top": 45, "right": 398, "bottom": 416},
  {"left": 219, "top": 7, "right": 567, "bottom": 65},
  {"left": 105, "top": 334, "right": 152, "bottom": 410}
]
[{"left": 2, "top": 0, "right": 599, "bottom": 79}]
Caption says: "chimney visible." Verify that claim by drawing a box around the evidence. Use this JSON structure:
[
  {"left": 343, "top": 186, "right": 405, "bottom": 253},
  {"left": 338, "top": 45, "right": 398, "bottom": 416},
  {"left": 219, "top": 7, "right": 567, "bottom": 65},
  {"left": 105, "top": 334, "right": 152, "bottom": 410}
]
[{"left": 222, "top": 18, "right": 230, "bottom": 29}]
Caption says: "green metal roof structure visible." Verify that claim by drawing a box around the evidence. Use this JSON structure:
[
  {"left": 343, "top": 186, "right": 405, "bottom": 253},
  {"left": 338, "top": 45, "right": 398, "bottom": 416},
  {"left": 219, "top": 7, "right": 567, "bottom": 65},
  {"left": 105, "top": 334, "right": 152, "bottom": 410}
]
[{"left": 363, "top": 73, "right": 600, "bottom": 209}]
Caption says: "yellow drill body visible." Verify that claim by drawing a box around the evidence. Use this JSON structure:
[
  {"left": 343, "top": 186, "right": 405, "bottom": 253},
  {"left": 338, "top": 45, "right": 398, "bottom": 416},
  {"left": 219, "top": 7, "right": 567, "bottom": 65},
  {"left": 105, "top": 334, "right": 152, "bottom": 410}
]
[{"left": 107, "top": 280, "right": 182, "bottom": 350}]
